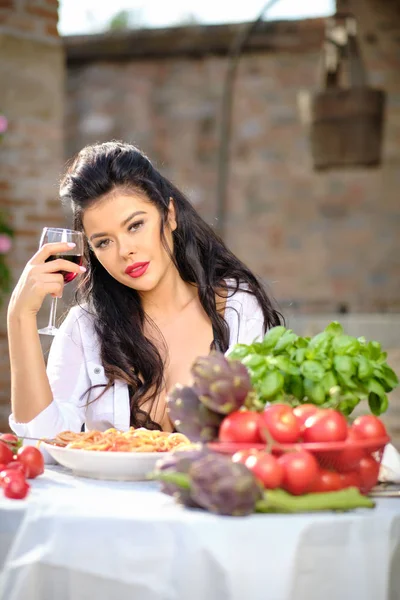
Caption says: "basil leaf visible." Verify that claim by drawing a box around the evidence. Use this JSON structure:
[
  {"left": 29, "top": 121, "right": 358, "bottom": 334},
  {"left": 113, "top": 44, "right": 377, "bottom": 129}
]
[
  {"left": 295, "top": 348, "right": 307, "bottom": 365},
  {"left": 357, "top": 356, "right": 373, "bottom": 381},
  {"left": 324, "top": 321, "right": 343, "bottom": 336},
  {"left": 274, "top": 330, "right": 298, "bottom": 353},
  {"left": 333, "top": 355, "right": 356, "bottom": 377},
  {"left": 270, "top": 356, "right": 300, "bottom": 376},
  {"left": 366, "top": 341, "right": 382, "bottom": 361},
  {"left": 227, "top": 345, "right": 249, "bottom": 360},
  {"left": 304, "top": 379, "right": 326, "bottom": 404},
  {"left": 301, "top": 360, "right": 325, "bottom": 382},
  {"left": 307, "top": 331, "right": 332, "bottom": 356},
  {"left": 261, "top": 326, "right": 287, "bottom": 349},
  {"left": 332, "top": 335, "right": 360, "bottom": 356},
  {"left": 250, "top": 364, "right": 269, "bottom": 381},
  {"left": 368, "top": 392, "right": 388, "bottom": 415},
  {"left": 259, "top": 371, "right": 284, "bottom": 399},
  {"left": 379, "top": 364, "right": 399, "bottom": 390},
  {"left": 321, "top": 370, "right": 338, "bottom": 394},
  {"left": 242, "top": 354, "right": 266, "bottom": 369},
  {"left": 288, "top": 376, "right": 305, "bottom": 400},
  {"left": 366, "top": 378, "right": 386, "bottom": 399}
]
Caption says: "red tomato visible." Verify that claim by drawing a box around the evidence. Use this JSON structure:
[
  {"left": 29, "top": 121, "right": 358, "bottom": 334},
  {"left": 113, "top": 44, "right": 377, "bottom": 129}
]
[
  {"left": 309, "top": 469, "right": 343, "bottom": 493},
  {"left": 351, "top": 416, "right": 388, "bottom": 451},
  {"left": 219, "top": 411, "right": 264, "bottom": 444},
  {"left": 340, "top": 471, "right": 362, "bottom": 490},
  {"left": 3, "top": 472, "right": 30, "bottom": 500},
  {"left": 334, "top": 428, "right": 366, "bottom": 473},
  {"left": 0, "top": 441, "right": 13, "bottom": 466},
  {"left": 293, "top": 404, "right": 320, "bottom": 433},
  {"left": 261, "top": 404, "right": 301, "bottom": 444},
  {"left": 303, "top": 409, "right": 348, "bottom": 443},
  {"left": 0, "top": 434, "right": 20, "bottom": 452},
  {"left": 16, "top": 447, "right": 44, "bottom": 479},
  {"left": 2, "top": 461, "right": 27, "bottom": 476},
  {"left": 278, "top": 450, "right": 319, "bottom": 495},
  {"left": 245, "top": 452, "right": 283, "bottom": 489},
  {"left": 232, "top": 449, "right": 259, "bottom": 464},
  {"left": 357, "top": 456, "right": 380, "bottom": 493}
]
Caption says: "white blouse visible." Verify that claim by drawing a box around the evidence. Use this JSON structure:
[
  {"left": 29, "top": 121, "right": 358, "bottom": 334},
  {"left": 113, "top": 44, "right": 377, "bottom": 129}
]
[{"left": 9, "top": 282, "right": 266, "bottom": 440}]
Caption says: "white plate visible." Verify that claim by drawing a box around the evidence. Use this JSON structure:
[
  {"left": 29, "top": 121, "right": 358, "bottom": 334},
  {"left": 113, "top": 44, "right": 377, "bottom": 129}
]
[{"left": 42, "top": 442, "right": 171, "bottom": 481}]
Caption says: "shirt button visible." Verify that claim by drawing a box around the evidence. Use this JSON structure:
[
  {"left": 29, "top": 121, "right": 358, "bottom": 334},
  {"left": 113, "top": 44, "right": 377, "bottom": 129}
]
[{"left": 94, "top": 367, "right": 101, "bottom": 374}]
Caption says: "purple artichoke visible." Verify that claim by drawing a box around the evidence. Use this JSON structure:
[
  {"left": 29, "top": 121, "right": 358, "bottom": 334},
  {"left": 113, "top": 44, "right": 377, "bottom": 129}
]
[
  {"left": 191, "top": 352, "right": 252, "bottom": 415},
  {"left": 154, "top": 448, "right": 210, "bottom": 507},
  {"left": 166, "top": 384, "right": 224, "bottom": 442},
  {"left": 188, "top": 453, "right": 263, "bottom": 516}
]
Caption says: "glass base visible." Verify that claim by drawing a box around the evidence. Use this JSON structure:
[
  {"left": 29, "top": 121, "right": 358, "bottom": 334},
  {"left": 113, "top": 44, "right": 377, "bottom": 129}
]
[{"left": 38, "top": 326, "right": 59, "bottom": 336}]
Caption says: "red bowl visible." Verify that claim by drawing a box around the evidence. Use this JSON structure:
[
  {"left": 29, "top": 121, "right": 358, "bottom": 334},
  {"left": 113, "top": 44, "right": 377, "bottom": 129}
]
[{"left": 208, "top": 436, "right": 390, "bottom": 494}]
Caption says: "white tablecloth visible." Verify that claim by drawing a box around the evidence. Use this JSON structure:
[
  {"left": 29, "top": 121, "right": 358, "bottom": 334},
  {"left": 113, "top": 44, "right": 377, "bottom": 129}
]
[{"left": 1, "top": 466, "right": 400, "bottom": 600}]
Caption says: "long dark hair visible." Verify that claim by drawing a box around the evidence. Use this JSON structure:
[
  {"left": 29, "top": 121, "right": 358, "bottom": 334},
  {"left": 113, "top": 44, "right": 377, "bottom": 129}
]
[{"left": 60, "top": 141, "right": 283, "bottom": 429}]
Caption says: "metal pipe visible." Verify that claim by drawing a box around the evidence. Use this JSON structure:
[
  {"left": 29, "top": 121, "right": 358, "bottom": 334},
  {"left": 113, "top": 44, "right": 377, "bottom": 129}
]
[{"left": 215, "top": 0, "right": 282, "bottom": 239}]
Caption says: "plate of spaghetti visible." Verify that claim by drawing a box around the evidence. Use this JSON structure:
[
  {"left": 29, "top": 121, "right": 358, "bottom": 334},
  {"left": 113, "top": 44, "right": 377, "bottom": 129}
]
[{"left": 41, "top": 428, "right": 193, "bottom": 481}]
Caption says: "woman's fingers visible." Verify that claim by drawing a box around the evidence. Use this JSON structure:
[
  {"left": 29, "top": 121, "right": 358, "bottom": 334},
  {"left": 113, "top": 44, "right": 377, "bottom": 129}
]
[
  {"left": 30, "top": 242, "right": 77, "bottom": 265},
  {"left": 40, "top": 257, "right": 86, "bottom": 275}
]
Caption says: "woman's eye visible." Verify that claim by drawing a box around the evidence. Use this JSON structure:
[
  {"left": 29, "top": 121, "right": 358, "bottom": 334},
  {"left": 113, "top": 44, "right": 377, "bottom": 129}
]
[
  {"left": 129, "top": 220, "right": 144, "bottom": 232},
  {"left": 95, "top": 239, "right": 110, "bottom": 249}
]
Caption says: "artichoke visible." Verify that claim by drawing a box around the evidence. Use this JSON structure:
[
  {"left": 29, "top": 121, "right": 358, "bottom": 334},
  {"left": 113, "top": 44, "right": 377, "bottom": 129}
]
[
  {"left": 155, "top": 448, "right": 210, "bottom": 507},
  {"left": 191, "top": 352, "right": 252, "bottom": 415},
  {"left": 167, "top": 384, "right": 224, "bottom": 442},
  {"left": 189, "top": 453, "right": 263, "bottom": 516}
]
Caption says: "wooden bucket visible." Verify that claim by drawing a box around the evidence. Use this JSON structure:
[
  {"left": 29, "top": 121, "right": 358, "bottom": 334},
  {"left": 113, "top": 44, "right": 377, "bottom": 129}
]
[{"left": 310, "top": 14, "right": 386, "bottom": 170}]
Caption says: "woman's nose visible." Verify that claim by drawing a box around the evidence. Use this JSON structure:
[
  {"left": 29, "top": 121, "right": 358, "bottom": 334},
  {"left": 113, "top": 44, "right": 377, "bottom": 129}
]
[{"left": 118, "top": 236, "right": 137, "bottom": 259}]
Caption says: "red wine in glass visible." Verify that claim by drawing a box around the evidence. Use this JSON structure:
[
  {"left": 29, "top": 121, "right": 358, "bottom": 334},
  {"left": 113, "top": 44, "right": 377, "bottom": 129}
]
[
  {"left": 38, "top": 227, "right": 85, "bottom": 336},
  {"left": 45, "top": 254, "right": 83, "bottom": 283}
]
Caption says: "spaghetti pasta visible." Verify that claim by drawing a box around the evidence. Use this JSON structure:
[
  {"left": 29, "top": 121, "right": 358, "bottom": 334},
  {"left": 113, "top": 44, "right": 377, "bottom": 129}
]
[{"left": 50, "top": 428, "right": 192, "bottom": 453}]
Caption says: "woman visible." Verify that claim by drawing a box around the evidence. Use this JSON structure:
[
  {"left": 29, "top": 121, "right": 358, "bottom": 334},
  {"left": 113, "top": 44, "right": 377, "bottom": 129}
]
[{"left": 7, "top": 141, "right": 282, "bottom": 439}]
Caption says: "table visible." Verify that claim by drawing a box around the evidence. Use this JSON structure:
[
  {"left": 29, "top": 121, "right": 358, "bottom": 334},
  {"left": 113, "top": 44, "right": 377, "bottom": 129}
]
[{"left": 1, "top": 466, "right": 400, "bottom": 600}]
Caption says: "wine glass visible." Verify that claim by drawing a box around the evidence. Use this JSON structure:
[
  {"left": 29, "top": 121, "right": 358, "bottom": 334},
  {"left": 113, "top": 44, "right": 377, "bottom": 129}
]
[{"left": 38, "top": 227, "right": 85, "bottom": 336}]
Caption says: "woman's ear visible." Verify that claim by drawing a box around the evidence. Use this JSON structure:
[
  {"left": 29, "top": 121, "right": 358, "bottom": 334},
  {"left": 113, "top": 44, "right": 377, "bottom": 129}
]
[{"left": 168, "top": 197, "right": 177, "bottom": 231}]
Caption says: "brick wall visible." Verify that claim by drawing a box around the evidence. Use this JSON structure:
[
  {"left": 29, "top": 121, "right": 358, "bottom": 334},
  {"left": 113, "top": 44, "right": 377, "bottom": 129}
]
[
  {"left": 64, "top": 7, "right": 400, "bottom": 316},
  {"left": 0, "top": 0, "right": 65, "bottom": 429}
]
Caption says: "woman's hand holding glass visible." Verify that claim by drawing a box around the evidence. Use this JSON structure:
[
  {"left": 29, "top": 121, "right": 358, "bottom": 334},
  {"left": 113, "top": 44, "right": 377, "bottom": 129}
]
[{"left": 8, "top": 228, "right": 86, "bottom": 335}]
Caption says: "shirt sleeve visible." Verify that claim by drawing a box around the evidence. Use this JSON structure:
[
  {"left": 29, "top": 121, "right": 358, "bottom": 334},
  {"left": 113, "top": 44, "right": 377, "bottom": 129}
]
[
  {"left": 225, "top": 283, "right": 266, "bottom": 349},
  {"left": 9, "top": 306, "right": 90, "bottom": 440}
]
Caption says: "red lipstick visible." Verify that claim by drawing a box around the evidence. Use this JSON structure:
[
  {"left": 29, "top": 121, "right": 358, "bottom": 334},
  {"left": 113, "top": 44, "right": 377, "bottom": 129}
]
[{"left": 125, "top": 262, "right": 150, "bottom": 278}]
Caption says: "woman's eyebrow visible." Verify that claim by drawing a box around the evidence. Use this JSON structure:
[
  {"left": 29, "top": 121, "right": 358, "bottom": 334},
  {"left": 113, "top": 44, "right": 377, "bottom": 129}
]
[{"left": 89, "top": 211, "right": 147, "bottom": 241}]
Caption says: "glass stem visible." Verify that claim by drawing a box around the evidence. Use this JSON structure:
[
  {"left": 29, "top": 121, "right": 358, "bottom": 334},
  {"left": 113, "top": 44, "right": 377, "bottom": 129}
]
[{"left": 48, "top": 297, "right": 58, "bottom": 330}]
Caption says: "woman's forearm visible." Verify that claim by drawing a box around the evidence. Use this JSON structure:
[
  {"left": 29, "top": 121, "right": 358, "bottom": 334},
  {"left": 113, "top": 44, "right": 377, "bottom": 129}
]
[{"left": 8, "top": 313, "right": 53, "bottom": 423}]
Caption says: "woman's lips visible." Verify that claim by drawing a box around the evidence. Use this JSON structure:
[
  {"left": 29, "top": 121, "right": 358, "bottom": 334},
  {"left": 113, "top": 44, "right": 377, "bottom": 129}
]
[{"left": 125, "top": 262, "right": 150, "bottom": 278}]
